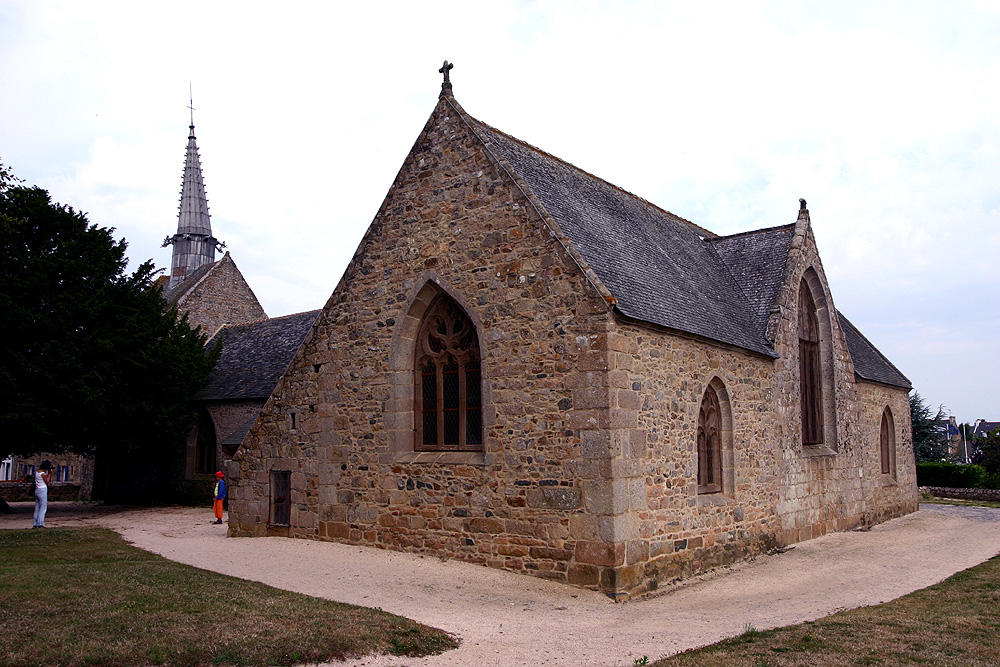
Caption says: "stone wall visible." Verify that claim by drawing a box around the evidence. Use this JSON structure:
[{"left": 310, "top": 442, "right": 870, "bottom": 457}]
[
  {"left": 614, "top": 326, "right": 781, "bottom": 595},
  {"left": 230, "top": 96, "right": 618, "bottom": 584},
  {"left": 206, "top": 399, "right": 264, "bottom": 456},
  {"left": 177, "top": 253, "right": 267, "bottom": 336},
  {"left": 0, "top": 482, "right": 83, "bottom": 502},
  {"left": 921, "top": 487, "right": 1000, "bottom": 502}
]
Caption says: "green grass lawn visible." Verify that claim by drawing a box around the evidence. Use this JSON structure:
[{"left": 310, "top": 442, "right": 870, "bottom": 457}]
[
  {"left": 0, "top": 527, "right": 457, "bottom": 667},
  {"left": 648, "top": 553, "right": 1000, "bottom": 667}
]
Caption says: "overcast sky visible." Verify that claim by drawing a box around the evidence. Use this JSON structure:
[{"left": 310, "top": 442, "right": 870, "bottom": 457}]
[{"left": 1, "top": 1, "right": 997, "bottom": 423}]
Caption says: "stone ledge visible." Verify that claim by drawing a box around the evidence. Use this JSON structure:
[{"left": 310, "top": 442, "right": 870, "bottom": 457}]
[
  {"left": 921, "top": 486, "right": 1000, "bottom": 502},
  {"left": 802, "top": 444, "right": 837, "bottom": 458},
  {"left": 695, "top": 493, "right": 730, "bottom": 507},
  {"left": 393, "top": 451, "right": 486, "bottom": 466}
]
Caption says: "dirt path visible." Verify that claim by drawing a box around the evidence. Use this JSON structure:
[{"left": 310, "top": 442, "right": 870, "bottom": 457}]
[{"left": 4, "top": 502, "right": 1000, "bottom": 666}]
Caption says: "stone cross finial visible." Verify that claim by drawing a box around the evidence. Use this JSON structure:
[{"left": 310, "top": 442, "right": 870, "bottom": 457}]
[
  {"left": 439, "top": 60, "right": 454, "bottom": 96},
  {"left": 798, "top": 198, "right": 810, "bottom": 222}
]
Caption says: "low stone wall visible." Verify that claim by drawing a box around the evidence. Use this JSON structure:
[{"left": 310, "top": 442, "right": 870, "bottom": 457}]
[
  {"left": 921, "top": 486, "right": 1000, "bottom": 502},
  {"left": 0, "top": 482, "right": 83, "bottom": 502}
]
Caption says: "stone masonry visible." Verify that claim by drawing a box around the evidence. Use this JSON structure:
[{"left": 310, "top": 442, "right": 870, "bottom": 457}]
[{"left": 228, "top": 87, "right": 917, "bottom": 599}]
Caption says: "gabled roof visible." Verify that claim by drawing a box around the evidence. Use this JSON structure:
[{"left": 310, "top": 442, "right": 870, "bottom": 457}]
[
  {"left": 467, "top": 116, "right": 777, "bottom": 357},
  {"left": 425, "top": 92, "right": 907, "bottom": 383},
  {"left": 198, "top": 310, "right": 321, "bottom": 401},
  {"left": 837, "top": 313, "right": 911, "bottom": 389},
  {"left": 710, "top": 225, "right": 796, "bottom": 332},
  {"left": 162, "top": 260, "right": 218, "bottom": 305}
]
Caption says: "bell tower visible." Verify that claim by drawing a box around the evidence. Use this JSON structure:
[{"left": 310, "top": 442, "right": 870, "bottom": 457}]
[{"left": 163, "top": 92, "right": 224, "bottom": 289}]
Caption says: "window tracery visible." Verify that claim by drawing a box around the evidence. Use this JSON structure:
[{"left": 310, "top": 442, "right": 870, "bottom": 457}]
[
  {"left": 415, "top": 295, "right": 482, "bottom": 451},
  {"left": 697, "top": 384, "right": 722, "bottom": 494}
]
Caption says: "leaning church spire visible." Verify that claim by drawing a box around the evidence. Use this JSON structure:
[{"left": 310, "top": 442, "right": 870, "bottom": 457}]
[{"left": 163, "top": 92, "right": 224, "bottom": 289}]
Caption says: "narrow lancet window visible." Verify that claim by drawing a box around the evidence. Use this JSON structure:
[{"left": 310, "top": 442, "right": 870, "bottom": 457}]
[
  {"left": 880, "top": 408, "right": 896, "bottom": 477},
  {"left": 798, "top": 281, "right": 824, "bottom": 445},
  {"left": 697, "top": 385, "right": 723, "bottom": 494}
]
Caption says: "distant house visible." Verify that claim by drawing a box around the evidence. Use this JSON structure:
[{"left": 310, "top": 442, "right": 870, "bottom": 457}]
[{"left": 972, "top": 420, "right": 1000, "bottom": 440}]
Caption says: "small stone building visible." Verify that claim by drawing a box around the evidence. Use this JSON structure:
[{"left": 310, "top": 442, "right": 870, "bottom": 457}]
[
  {"left": 228, "top": 69, "right": 918, "bottom": 599},
  {"left": 188, "top": 310, "right": 320, "bottom": 480}
]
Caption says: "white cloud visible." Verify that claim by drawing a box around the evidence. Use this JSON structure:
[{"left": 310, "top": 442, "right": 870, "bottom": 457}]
[{"left": 1, "top": 0, "right": 997, "bottom": 419}]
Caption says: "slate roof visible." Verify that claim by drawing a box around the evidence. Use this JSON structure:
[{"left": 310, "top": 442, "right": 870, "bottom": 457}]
[
  {"left": 469, "top": 119, "right": 777, "bottom": 358},
  {"left": 457, "top": 102, "right": 908, "bottom": 386},
  {"left": 973, "top": 421, "right": 1000, "bottom": 439},
  {"left": 220, "top": 416, "right": 257, "bottom": 449},
  {"left": 162, "top": 260, "right": 217, "bottom": 305},
  {"left": 837, "top": 313, "right": 911, "bottom": 389},
  {"left": 710, "top": 225, "right": 796, "bottom": 332},
  {"left": 198, "top": 310, "right": 320, "bottom": 401}
]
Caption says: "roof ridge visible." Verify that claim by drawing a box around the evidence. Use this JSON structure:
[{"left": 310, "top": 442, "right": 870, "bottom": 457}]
[
  {"left": 464, "top": 115, "right": 718, "bottom": 239},
  {"left": 711, "top": 222, "right": 796, "bottom": 242},
  {"left": 222, "top": 309, "right": 320, "bottom": 331}
]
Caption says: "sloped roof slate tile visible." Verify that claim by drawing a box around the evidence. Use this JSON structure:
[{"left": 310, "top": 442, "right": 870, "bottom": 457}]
[
  {"left": 469, "top": 119, "right": 777, "bottom": 357},
  {"left": 198, "top": 309, "right": 320, "bottom": 401}
]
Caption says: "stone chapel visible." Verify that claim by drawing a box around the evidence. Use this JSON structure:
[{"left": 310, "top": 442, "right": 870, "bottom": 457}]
[{"left": 227, "top": 64, "right": 918, "bottom": 599}]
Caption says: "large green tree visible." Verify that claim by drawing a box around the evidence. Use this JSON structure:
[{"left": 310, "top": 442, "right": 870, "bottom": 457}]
[
  {"left": 0, "top": 163, "right": 216, "bottom": 501},
  {"left": 910, "top": 391, "right": 950, "bottom": 462}
]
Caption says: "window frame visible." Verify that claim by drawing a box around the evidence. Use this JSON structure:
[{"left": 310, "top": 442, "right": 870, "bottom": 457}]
[
  {"left": 880, "top": 407, "right": 896, "bottom": 478},
  {"left": 798, "top": 281, "right": 824, "bottom": 446},
  {"left": 413, "top": 294, "right": 483, "bottom": 452},
  {"left": 269, "top": 470, "right": 291, "bottom": 526},
  {"left": 697, "top": 384, "right": 724, "bottom": 494}
]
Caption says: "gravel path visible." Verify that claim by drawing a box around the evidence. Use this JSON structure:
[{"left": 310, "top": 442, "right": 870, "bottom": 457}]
[{"left": 4, "top": 502, "right": 999, "bottom": 666}]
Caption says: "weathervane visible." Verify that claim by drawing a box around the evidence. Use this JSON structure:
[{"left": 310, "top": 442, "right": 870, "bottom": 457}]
[
  {"left": 439, "top": 60, "right": 454, "bottom": 97},
  {"left": 188, "top": 82, "right": 195, "bottom": 127}
]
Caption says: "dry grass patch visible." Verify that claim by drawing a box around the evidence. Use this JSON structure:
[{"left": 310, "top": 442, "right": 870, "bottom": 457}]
[
  {"left": 652, "top": 554, "right": 1000, "bottom": 667},
  {"left": 0, "top": 527, "right": 457, "bottom": 667}
]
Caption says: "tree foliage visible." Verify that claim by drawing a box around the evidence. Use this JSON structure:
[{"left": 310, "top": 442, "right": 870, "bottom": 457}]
[
  {"left": 970, "top": 428, "right": 1000, "bottom": 486},
  {"left": 0, "top": 166, "right": 217, "bottom": 500},
  {"left": 909, "top": 392, "right": 950, "bottom": 462}
]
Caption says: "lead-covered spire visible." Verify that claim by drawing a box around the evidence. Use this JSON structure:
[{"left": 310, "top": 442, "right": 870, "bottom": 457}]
[{"left": 163, "top": 98, "right": 224, "bottom": 289}]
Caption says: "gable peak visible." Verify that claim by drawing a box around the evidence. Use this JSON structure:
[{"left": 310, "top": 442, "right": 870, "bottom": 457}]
[{"left": 798, "top": 198, "right": 810, "bottom": 223}]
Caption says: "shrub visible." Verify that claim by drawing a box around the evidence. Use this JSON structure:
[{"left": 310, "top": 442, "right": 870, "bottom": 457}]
[{"left": 916, "top": 462, "right": 987, "bottom": 488}]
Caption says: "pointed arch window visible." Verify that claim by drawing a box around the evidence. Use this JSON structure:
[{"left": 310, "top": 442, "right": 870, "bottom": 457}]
[
  {"left": 195, "top": 409, "right": 217, "bottom": 475},
  {"left": 798, "top": 280, "right": 824, "bottom": 445},
  {"left": 697, "top": 384, "right": 723, "bottom": 494},
  {"left": 880, "top": 407, "right": 896, "bottom": 477},
  {"left": 415, "top": 295, "right": 483, "bottom": 451}
]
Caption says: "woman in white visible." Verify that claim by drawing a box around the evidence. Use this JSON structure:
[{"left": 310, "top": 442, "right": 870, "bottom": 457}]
[{"left": 32, "top": 460, "right": 52, "bottom": 528}]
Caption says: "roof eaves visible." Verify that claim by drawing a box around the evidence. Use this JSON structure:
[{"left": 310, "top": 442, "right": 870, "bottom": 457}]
[{"left": 612, "top": 306, "right": 779, "bottom": 359}]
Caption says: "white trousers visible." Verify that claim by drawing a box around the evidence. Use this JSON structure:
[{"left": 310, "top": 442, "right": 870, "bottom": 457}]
[{"left": 33, "top": 486, "right": 48, "bottom": 527}]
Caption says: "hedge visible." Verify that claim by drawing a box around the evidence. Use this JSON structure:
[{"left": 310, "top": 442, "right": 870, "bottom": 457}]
[{"left": 916, "top": 462, "right": 987, "bottom": 488}]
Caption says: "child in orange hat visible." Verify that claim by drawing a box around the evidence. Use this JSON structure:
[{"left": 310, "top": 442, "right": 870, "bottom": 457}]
[{"left": 213, "top": 471, "right": 226, "bottom": 525}]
